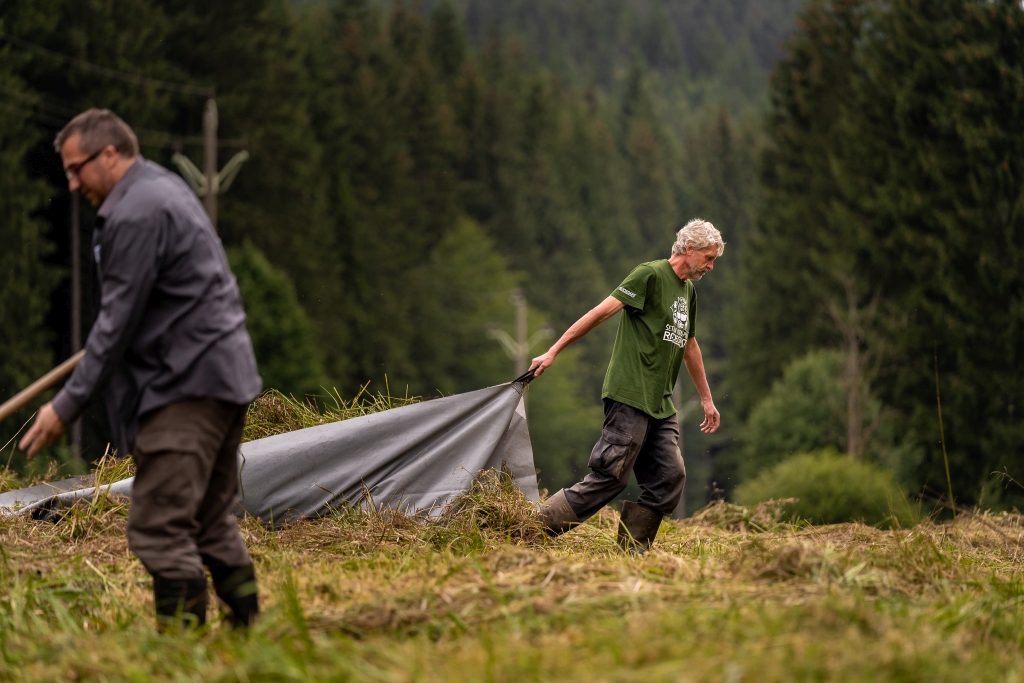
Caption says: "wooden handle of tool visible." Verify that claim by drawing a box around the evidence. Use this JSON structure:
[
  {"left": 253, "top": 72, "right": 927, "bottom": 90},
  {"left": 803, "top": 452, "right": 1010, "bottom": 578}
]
[{"left": 0, "top": 350, "right": 86, "bottom": 425}]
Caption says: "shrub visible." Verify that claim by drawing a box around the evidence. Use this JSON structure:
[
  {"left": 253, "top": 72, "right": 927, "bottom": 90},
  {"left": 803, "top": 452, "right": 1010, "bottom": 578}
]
[
  {"left": 228, "top": 241, "right": 326, "bottom": 398},
  {"left": 741, "top": 350, "right": 847, "bottom": 479},
  {"left": 734, "top": 450, "right": 915, "bottom": 527}
]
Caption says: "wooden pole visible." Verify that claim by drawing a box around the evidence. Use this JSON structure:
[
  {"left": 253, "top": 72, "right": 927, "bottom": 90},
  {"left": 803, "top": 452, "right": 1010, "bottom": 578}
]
[
  {"left": 70, "top": 192, "right": 83, "bottom": 460},
  {"left": 203, "top": 95, "right": 218, "bottom": 230},
  {"left": 0, "top": 350, "right": 85, "bottom": 426}
]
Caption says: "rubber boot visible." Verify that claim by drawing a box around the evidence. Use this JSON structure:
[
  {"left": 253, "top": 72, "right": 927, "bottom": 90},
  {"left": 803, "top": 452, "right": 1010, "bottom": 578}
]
[
  {"left": 153, "top": 574, "right": 208, "bottom": 630},
  {"left": 209, "top": 564, "right": 260, "bottom": 628},
  {"left": 538, "top": 489, "right": 581, "bottom": 536},
  {"left": 617, "top": 501, "right": 663, "bottom": 555}
]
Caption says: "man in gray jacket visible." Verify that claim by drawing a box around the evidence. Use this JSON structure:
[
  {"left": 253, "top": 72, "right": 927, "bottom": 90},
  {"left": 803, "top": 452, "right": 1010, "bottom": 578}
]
[{"left": 20, "top": 109, "right": 263, "bottom": 629}]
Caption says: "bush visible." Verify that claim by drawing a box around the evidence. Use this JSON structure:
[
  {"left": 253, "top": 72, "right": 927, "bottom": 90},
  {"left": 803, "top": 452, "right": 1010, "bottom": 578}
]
[
  {"left": 228, "top": 241, "right": 327, "bottom": 398},
  {"left": 741, "top": 350, "right": 847, "bottom": 479},
  {"left": 740, "top": 349, "right": 921, "bottom": 484},
  {"left": 734, "top": 450, "right": 916, "bottom": 527}
]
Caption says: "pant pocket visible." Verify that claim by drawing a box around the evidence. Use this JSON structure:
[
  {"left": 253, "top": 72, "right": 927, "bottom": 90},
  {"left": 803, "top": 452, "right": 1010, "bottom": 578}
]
[{"left": 588, "top": 428, "right": 633, "bottom": 479}]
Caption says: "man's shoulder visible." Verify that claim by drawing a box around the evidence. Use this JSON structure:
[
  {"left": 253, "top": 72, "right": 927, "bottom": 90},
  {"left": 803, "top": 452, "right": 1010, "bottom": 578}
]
[
  {"left": 636, "top": 259, "right": 667, "bottom": 270},
  {"left": 626, "top": 260, "right": 666, "bottom": 278},
  {"left": 114, "top": 162, "right": 200, "bottom": 220},
  {"left": 131, "top": 161, "right": 192, "bottom": 199}
]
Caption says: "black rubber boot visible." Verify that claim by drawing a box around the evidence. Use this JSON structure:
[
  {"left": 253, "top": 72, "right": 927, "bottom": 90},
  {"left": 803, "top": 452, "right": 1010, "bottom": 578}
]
[
  {"left": 617, "top": 501, "right": 663, "bottom": 555},
  {"left": 538, "top": 489, "right": 582, "bottom": 536},
  {"left": 153, "top": 575, "right": 208, "bottom": 630},
  {"left": 209, "top": 564, "right": 260, "bottom": 628}
]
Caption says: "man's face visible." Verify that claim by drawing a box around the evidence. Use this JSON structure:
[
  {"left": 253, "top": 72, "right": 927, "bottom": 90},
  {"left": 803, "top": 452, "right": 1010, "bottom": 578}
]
[
  {"left": 683, "top": 245, "right": 719, "bottom": 281},
  {"left": 60, "top": 134, "right": 117, "bottom": 207}
]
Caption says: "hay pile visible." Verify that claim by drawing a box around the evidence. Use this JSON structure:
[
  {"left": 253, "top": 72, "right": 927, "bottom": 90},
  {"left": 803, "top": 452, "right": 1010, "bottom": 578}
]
[{"left": 243, "top": 387, "right": 419, "bottom": 442}]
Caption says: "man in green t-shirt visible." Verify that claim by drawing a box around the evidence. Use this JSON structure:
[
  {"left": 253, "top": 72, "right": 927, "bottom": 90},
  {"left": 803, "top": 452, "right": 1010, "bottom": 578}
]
[{"left": 529, "top": 218, "right": 724, "bottom": 553}]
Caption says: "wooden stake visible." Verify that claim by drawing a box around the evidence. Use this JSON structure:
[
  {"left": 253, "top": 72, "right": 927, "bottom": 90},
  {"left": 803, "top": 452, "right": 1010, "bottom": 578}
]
[{"left": 0, "top": 350, "right": 85, "bottom": 425}]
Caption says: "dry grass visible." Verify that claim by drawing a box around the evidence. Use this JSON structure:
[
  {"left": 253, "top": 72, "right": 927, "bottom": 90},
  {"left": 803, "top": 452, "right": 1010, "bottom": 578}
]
[
  {"left": 4, "top": 467, "right": 1024, "bottom": 681},
  {"left": 243, "top": 387, "right": 420, "bottom": 442},
  {"left": 0, "top": 459, "right": 64, "bottom": 495},
  {"left": 4, "top": 394, "right": 1024, "bottom": 680}
]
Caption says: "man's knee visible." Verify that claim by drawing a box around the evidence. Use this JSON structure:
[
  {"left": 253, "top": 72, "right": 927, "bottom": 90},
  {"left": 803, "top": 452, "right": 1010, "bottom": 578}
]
[
  {"left": 669, "top": 458, "right": 686, "bottom": 489},
  {"left": 565, "top": 473, "right": 630, "bottom": 520},
  {"left": 197, "top": 515, "right": 251, "bottom": 568},
  {"left": 658, "top": 457, "right": 687, "bottom": 511},
  {"left": 127, "top": 521, "right": 204, "bottom": 579}
]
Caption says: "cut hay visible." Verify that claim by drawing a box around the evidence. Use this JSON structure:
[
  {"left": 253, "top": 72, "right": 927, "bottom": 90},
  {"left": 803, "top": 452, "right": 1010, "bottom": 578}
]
[
  {"left": 243, "top": 387, "right": 420, "bottom": 442},
  {"left": 683, "top": 497, "right": 801, "bottom": 533}
]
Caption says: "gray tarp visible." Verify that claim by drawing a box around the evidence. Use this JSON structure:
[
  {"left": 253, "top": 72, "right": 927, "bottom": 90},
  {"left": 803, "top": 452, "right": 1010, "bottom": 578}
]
[{"left": 0, "top": 378, "right": 539, "bottom": 522}]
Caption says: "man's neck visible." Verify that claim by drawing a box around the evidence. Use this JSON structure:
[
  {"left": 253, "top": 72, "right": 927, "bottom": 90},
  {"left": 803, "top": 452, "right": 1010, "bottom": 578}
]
[
  {"left": 108, "top": 156, "right": 138, "bottom": 188},
  {"left": 668, "top": 253, "right": 688, "bottom": 280},
  {"left": 95, "top": 156, "right": 141, "bottom": 213}
]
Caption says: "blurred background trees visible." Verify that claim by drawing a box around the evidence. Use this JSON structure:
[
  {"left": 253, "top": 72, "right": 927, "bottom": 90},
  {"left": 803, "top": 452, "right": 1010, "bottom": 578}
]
[{"left": 0, "top": 0, "right": 1021, "bottom": 516}]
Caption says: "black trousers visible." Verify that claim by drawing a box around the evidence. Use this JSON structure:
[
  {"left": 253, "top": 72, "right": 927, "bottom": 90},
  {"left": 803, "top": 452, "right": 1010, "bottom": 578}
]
[
  {"left": 564, "top": 399, "right": 686, "bottom": 520},
  {"left": 127, "top": 399, "right": 252, "bottom": 580}
]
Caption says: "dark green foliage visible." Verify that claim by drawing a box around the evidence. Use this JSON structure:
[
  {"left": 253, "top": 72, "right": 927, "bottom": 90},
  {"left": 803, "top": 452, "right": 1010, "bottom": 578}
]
[
  {"left": 0, "top": 44, "right": 63, "bottom": 475},
  {"left": 417, "top": 0, "right": 806, "bottom": 109},
  {"left": 846, "top": 0, "right": 1024, "bottom": 508},
  {"left": 227, "top": 242, "right": 326, "bottom": 398},
  {"left": 0, "top": 61, "right": 57, "bottom": 400},
  {"left": 734, "top": 450, "right": 914, "bottom": 526},
  {"left": 525, "top": 347, "right": 603, "bottom": 492},
  {"left": 735, "top": 0, "right": 1024, "bottom": 506},
  {"left": 741, "top": 349, "right": 920, "bottom": 483},
  {"left": 729, "top": 0, "right": 868, "bottom": 419},
  {"left": 742, "top": 350, "right": 848, "bottom": 478},
  {"left": 429, "top": 0, "right": 467, "bottom": 79}
]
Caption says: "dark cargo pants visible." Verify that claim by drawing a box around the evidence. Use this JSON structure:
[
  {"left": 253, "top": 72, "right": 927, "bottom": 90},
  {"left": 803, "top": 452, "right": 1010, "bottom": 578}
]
[
  {"left": 564, "top": 399, "right": 685, "bottom": 520},
  {"left": 127, "top": 399, "right": 252, "bottom": 580}
]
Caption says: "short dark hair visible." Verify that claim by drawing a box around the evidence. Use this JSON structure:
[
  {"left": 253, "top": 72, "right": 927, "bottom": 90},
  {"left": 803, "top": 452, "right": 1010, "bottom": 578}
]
[{"left": 54, "top": 108, "right": 139, "bottom": 157}]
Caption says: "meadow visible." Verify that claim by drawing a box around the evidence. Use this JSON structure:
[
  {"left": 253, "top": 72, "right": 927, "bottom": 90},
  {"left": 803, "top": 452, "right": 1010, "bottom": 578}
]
[{"left": 1, "top": 392, "right": 1023, "bottom": 682}]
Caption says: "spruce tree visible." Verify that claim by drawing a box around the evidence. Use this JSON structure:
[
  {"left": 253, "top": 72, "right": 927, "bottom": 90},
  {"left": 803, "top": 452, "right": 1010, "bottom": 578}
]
[
  {"left": 736, "top": 0, "right": 1024, "bottom": 505},
  {"left": 0, "top": 53, "right": 61, "bottom": 460}
]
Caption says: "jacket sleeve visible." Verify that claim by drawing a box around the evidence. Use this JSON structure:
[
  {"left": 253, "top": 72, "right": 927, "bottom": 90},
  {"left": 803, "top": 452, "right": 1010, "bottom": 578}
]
[{"left": 51, "top": 213, "right": 163, "bottom": 423}]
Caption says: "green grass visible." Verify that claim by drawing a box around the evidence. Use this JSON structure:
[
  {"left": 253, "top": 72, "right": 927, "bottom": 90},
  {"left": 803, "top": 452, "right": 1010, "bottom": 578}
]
[
  {"left": 3, "top": 392, "right": 1024, "bottom": 681},
  {"left": 4, "top": 482, "right": 1024, "bottom": 681}
]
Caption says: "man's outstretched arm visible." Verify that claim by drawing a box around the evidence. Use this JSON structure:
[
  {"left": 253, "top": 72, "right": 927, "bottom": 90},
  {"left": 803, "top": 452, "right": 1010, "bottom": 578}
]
[
  {"left": 683, "top": 337, "right": 721, "bottom": 433},
  {"left": 529, "top": 296, "right": 625, "bottom": 377}
]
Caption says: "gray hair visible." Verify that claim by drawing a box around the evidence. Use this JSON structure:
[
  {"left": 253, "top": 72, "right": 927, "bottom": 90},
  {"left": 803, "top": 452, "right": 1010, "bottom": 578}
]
[
  {"left": 54, "top": 108, "right": 139, "bottom": 157},
  {"left": 671, "top": 218, "right": 725, "bottom": 257}
]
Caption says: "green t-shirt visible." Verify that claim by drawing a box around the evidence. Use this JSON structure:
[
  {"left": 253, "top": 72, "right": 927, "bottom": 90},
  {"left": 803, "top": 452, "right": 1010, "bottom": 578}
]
[{"left": 602, "top": 259, "right": 697, "bottom": 419}]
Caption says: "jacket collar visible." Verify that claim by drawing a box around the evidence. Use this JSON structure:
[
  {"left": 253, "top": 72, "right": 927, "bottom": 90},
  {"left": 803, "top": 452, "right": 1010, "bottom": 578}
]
[{"left": 96, "top": 157, "right": 145, "bottom": 222}]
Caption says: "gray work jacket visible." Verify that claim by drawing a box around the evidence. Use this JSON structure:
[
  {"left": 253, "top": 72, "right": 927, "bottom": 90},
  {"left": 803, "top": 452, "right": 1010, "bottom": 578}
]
[{"left": 52, "top": 158, "right": 262, "bottom": 454}]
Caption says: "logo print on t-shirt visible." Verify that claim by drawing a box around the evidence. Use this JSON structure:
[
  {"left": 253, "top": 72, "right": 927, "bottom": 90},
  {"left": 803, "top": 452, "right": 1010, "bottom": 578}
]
[{"left": 663, "top": 296, "right": 689, "bottom": 349}]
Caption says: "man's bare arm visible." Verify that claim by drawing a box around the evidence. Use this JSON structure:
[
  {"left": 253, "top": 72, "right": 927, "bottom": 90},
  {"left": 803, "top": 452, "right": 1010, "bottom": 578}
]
[
  {"left": 683, "top": 337, "right": 721, "bottom": 433},
  {"left": 529, "top": 296, "right": 625, "bottom": 377}
]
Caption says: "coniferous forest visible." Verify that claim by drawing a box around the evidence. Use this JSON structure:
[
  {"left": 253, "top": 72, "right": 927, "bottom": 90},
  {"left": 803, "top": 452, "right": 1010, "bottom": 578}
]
[{"left": 1, "top": 0, "right": 1022, "bottom": 515}]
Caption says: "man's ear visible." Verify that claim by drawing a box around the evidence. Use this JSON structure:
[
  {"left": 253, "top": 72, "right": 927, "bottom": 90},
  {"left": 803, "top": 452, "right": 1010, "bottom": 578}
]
[{"left": 100, "top": 145, "right": 119, "bottom": 168}]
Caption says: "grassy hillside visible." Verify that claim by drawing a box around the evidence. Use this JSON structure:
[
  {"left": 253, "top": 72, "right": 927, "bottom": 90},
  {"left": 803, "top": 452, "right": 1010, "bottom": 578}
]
[{"left": 3, "top": 460, "right": 1024, "bottom": 681}]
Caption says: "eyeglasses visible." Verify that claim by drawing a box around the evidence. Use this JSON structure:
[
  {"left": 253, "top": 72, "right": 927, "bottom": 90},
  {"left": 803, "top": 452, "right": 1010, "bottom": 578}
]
[{"left": 64, "top": 148, "right": 104, "bottom": 181}]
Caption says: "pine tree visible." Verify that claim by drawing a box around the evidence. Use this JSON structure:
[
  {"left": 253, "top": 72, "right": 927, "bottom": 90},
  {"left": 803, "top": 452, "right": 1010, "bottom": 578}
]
[
  {"left": 730, "top": 0, "right": 869, "bottom": 418},
  {"left": 0, "top": 52, "right": 61, "bottom": 454},
  {"left": 840, "top": 0, "right": 1024, "bottom": 504}
]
